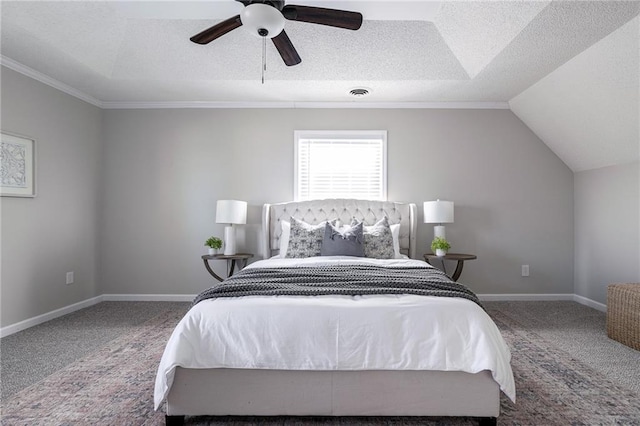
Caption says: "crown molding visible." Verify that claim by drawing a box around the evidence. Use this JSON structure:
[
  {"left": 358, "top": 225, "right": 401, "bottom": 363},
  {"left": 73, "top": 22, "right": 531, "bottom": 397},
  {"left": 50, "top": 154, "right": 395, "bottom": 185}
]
[
  {"left": 292, "top": 101, "right": 509, "bottom": 109},
  {"left": 2, "top": 56, "right": 509, "bottom": 110},
  {"left": 101, "top": 100, "right": 510, "bottom": 110},
  {"left": 101, "top": 101, "right": 295, "bottom": 109},
  {"left": 1, "top": 55, "right": 103, "bottom": 108}
]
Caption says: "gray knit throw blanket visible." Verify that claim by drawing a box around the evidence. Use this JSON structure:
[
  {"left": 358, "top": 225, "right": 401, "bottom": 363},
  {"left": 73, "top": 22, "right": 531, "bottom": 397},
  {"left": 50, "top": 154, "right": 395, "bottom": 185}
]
[{"left": 193, "top": 264, "right": 483, "bottom": 309}]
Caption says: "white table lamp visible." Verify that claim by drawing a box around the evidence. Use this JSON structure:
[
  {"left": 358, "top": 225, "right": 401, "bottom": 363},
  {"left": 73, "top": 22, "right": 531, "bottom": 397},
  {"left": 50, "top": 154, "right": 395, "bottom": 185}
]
[
  {"left": 216, "top": 200, "right": 247, "bottom": 255},
  {"left": 424, "top": 200, "right": 454, "bottom": 240}
]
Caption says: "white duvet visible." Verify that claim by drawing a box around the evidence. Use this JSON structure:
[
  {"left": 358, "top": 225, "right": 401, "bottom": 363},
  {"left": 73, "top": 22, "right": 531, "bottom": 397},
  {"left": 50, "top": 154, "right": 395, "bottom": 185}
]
[{"left": 154, "top": 257, "right": 516, "bottom": 409}]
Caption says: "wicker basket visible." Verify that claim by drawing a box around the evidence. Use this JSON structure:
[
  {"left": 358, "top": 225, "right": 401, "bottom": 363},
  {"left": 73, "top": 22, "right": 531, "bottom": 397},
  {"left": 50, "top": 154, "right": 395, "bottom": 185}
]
[{"left": 607, "top": 283, "right": 640, "bottom": 351}]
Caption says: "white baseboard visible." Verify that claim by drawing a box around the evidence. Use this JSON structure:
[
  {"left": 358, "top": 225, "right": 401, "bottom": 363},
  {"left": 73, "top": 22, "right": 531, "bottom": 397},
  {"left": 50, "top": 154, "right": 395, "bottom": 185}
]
[
  {"left": 0, "top": 295, "right": 104, "bottom": 338},
  {"left": 478, "top": 293, "right": 574, "bottom": 301},
  {"left": 573, "top": 294, "right": 607, "bottom": 312},
  {"left": 0, "top": 292, "right": 607, "bottom": 338},
  {"left": 102, "top": 294, "right": 196, "bottom": 302},
  {"left": 478, "top": 293, "right": 606, "bottom": 312}
]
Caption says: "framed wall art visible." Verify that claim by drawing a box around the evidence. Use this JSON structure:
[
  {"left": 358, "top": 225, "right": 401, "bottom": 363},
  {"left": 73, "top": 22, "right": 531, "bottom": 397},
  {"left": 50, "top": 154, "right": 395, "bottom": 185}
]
[{"left": 1, "top": 132, "right": 36, "bottom": 197}]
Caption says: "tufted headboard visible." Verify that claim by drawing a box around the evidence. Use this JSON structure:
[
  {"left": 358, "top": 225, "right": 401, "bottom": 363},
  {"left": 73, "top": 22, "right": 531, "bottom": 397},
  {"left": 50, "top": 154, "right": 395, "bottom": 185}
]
[{"left": 262, "top": 199, "right": 417, "bottom": 259}]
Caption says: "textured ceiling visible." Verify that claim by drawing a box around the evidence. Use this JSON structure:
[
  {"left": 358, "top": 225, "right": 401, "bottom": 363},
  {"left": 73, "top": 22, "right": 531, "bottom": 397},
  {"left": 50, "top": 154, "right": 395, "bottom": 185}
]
[
  {"left": 510, "top": 15, "right": 640, "bottom": 172},
  {"left": 2, "top": 0, "right": 639, "bottom": 106}
]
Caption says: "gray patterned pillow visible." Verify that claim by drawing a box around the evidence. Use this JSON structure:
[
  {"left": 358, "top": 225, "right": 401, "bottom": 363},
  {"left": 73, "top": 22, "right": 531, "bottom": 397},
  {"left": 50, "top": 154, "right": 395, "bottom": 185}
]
[
  {"left": 320, "top": 221, "right": 364, "bottom": 257},
  {"left": 352, "top": 216, "right": 395, "bottom": 259},
  {"left": 285, "top": 217, "right": 337, "bottom": 258}
]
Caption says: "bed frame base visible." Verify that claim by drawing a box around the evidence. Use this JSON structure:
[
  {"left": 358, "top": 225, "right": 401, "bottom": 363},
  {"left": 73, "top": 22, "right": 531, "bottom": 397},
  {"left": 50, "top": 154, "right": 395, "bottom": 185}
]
[
  {"left": 165, "top": 368, "right": 500, "bottom": 424},
  {"left": 165, "top": 415, "right": 496, "bottom": 426}
]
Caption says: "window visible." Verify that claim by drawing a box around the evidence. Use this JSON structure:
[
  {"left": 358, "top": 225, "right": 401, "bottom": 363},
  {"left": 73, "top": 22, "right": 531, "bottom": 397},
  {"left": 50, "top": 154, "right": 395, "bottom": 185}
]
[{"left": 294, "top": 130, "right": 387, "bottom": 201}]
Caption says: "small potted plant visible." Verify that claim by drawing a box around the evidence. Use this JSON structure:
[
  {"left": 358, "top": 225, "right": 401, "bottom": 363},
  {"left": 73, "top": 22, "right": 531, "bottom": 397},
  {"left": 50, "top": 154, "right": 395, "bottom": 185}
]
[
  {"left": 431, "top": 237, "right": 451, "bottom": 257},
  {"left": 204, "top": 236, "right": 223, "bottom": 255}
]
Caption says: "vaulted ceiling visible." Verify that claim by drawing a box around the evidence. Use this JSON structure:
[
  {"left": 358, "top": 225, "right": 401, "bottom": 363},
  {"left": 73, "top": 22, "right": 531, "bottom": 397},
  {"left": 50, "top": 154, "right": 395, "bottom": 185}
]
[
  {"left": 1, "top": 1, "right": 639, "bottom": 171},
  {"left": 510, "top": 15, "right": 639, "bottom": 172}
]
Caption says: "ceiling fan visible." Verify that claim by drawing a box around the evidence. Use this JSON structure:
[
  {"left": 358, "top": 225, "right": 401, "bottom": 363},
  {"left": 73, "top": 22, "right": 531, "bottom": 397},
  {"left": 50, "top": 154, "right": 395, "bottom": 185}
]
[{"left": 190, "top": 0, "right": 363, "bottom": 66}]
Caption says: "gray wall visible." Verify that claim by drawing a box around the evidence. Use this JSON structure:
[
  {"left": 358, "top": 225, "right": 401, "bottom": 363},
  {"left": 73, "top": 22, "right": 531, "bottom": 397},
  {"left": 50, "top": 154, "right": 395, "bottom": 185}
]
[
  {"left": 0, "top": 68, "right": 578, "bottom": 329},
  {"left": 574, "top": 161, "right": 640, "bottom": 304},
  {"left": 101, "top": 108, "right": 574, "bottom": 296},
  {"left": 1, "top": 67, "right": 102, "bottom": 327}
]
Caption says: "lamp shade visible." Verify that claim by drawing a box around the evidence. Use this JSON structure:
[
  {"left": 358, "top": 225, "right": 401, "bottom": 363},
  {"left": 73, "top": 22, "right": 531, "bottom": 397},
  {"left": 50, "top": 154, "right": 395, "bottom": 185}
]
[
  {"left": 216, "top": 200, "right": 247, "bottom": 225},
  {"left": 423, "top": 200, "right": 454, "bottom": 224},
  {"left": 240, "top": 3, "right": 285, "bottom": 38}
]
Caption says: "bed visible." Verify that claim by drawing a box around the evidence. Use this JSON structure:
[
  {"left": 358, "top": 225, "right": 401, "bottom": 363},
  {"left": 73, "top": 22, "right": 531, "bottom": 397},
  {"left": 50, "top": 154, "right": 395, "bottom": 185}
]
[{"left": 155, "top": 199, "right": 515, "bottom": 425}]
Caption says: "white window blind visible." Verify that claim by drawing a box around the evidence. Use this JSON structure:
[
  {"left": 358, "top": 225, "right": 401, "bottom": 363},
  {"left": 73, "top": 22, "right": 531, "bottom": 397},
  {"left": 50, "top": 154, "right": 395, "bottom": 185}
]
[{"left": 295, "top": 131, "right": 387, "bottom": 201}]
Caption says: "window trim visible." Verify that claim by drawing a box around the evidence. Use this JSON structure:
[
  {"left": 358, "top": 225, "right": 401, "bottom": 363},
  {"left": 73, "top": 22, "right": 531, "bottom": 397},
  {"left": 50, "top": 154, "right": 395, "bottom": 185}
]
[{"left": 294, "top": 130, "right": 388, "bottom": 201}]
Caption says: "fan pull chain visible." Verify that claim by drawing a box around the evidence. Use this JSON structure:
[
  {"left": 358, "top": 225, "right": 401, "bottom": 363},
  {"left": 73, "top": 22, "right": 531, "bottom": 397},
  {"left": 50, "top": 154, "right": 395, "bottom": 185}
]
[{"left": 261, "top": 37, "right": 266, "bottom": 84}]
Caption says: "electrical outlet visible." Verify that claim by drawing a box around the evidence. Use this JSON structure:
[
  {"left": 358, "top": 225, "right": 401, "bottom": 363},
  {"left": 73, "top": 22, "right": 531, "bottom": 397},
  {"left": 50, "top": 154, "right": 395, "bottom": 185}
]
[
  {"left": 66, "top": 271, "right": 74, "bottom": 285},
  {"left": 521, "top": 265, "right": 529, "bottom": 277}
]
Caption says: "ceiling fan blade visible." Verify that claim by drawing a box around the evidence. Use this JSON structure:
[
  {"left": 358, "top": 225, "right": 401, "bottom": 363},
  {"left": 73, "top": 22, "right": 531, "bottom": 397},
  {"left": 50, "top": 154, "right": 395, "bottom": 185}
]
[
  {"left": 282, "top": 5, "right": 363, "bottom": 30},
  {"left": 190, "top": 15, "right": 242, "bottom": 44},
  {"left": 272, "top": 30, "right": 301, "bottom": 66}
]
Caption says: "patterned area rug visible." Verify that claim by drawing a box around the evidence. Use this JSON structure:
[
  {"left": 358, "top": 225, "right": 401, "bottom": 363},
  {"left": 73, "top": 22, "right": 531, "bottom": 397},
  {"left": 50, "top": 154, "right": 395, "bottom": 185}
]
[{"left": 2, "top": 306, "right": 640, "bottom": 425}]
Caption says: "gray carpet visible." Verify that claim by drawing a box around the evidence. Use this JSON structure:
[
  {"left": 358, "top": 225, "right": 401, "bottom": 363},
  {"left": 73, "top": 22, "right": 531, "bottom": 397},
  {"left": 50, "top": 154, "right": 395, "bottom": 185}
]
[
  {"left": 1, "top": 301, "right": 639, "bottom": 409},
  {"left": 0, "top": 301, "right": 190, "bottom": 399},
  {"left": 484, "top": 300, "right": 640, "bottom": 394}
]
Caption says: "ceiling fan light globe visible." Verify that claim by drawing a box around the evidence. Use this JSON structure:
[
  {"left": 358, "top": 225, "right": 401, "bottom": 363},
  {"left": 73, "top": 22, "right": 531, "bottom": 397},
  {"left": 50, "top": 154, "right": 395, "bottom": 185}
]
[{"left": 240, "top": 3, "right": 285, "bottom": 38}]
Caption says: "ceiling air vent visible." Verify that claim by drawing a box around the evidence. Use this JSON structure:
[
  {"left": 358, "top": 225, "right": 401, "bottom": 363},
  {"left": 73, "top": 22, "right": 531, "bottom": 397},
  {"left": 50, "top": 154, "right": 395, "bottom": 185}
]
[{"left": 349, "top": 88, "right": 370, "bottom": 97}]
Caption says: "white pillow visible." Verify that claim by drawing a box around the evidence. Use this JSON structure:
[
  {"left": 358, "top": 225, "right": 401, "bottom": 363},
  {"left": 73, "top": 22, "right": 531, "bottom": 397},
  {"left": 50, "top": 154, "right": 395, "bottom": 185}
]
[
  {"left": 279, "top": 220, "right": 291, "bottom": 258},
  {"left": 390, "top": 223, "right": 401, "bottom": 258}
]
